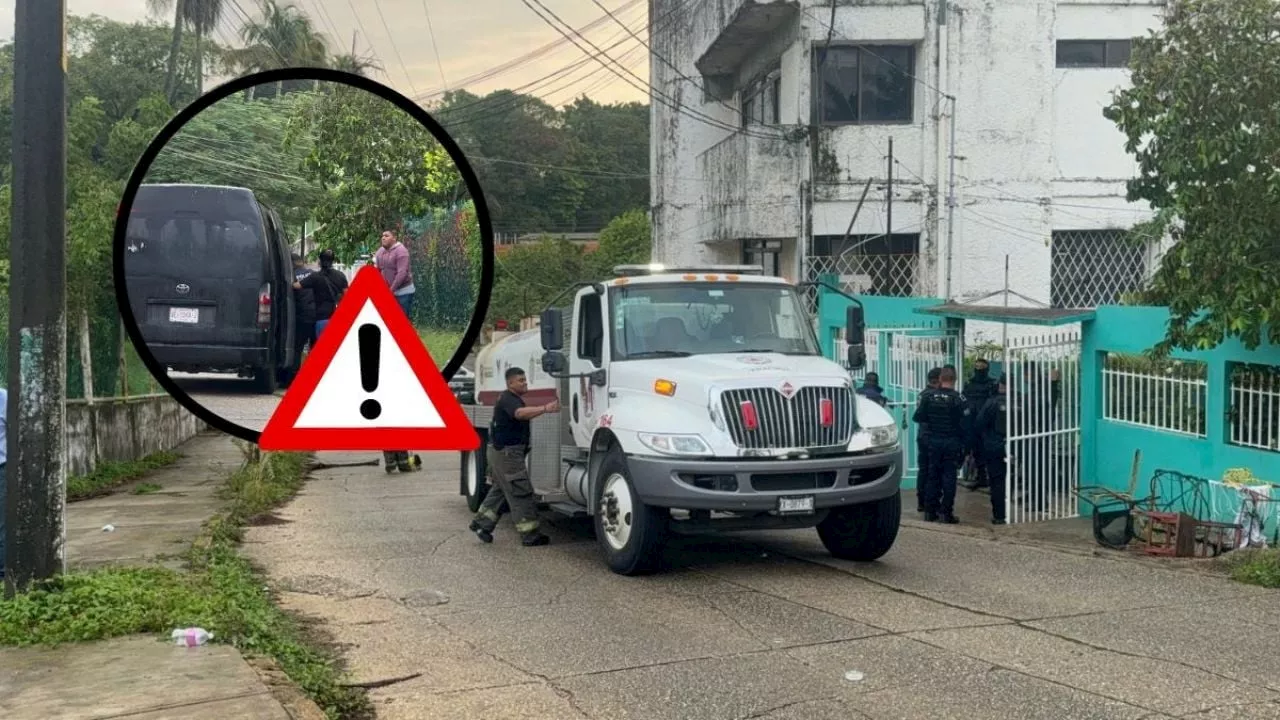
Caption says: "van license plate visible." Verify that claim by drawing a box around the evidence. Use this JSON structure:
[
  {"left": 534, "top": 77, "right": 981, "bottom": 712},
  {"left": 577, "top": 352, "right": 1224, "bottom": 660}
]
[
  {"left": 169, "top": 307, "right": 199, "bottom": 324},
  {"left": 778, "top": 495, "right": 815, "bottom": 515}
]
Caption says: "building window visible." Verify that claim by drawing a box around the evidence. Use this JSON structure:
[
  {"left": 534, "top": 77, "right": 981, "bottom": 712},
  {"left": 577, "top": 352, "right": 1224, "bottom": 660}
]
[
  {"left": 1050, "top": 229, "right": 1149, "bottom": 308},
  {"left": 742, "top": 238, "right": 782, "bottom": 276},
  {"left": 812, "top": 44, "right": 915, "bottom": 125},
  {"left": 1056, "top": 39, "right": 1132, "bottom": 68},
  {"left": 741, "top": 67, "right": 781, "bottom": 127},
  {"left": 810, "top": 233, "right": 919, "bottom": 297}
]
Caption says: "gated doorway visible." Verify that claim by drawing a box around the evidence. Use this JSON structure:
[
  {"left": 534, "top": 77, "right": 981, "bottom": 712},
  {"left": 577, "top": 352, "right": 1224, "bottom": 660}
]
[
  {"left": 837, "top": 325, "right": 964, "bottom": 485},
  {"left": 910, "top": 302, "right": 1094, "bottom": 525}
]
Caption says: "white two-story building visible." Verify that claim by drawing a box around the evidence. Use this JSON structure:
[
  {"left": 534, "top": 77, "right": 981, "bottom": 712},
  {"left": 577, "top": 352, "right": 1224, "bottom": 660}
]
[{"left": 649, "top": 0, "right": 1167, "bottom": 331}]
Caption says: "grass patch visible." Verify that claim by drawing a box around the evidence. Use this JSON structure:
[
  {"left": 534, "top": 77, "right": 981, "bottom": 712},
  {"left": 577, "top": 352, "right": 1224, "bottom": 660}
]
[
  {"left": 418, "top": 327, "right": 464, "bottom": 365},
  {"left": 1223, "top": 548, "right": 1280, "bottom": 588},
  {"left": 0, "top": 443, "right": 371, "bottom": 720},
  {"left": 67, "top": 450, "right": 182, "bottom": 501},
  {"left": 131, "top": 482, "right": 163, "bottom": 495}
]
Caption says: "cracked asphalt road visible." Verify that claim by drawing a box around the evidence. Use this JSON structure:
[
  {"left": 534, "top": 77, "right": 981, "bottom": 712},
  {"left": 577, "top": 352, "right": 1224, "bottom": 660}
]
[{"left": 242, "top": 452, "right": 1280, "bottom": 720}]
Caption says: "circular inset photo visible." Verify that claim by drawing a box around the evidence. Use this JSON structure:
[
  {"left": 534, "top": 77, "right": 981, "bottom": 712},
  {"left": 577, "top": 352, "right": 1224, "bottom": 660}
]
[{"left": 113, "top": 68, "right": 494, "bottom": 444}]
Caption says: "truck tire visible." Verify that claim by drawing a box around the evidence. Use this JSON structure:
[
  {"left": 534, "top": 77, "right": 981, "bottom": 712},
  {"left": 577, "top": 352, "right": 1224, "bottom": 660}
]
[
  {"left": 816, "top": 491, "right": 901, "bottom": 562},
  {"left": 594, "top": 448, "right": 668, "bottom": 576},
  {"left": 461, "top": 446, "right": 490, "bottom": 513},
  {"left": 252, "top": 365, "right": 278, "bottom": 394}
]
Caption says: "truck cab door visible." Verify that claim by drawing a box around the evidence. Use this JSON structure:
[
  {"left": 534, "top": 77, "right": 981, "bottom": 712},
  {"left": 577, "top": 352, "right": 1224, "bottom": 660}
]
[{"left": 568, "top": 290, "right": 608, "bottom": 446}]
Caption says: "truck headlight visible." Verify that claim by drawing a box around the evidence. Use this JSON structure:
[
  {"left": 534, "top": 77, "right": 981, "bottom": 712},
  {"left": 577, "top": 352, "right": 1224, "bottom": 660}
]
[
  {"left": 637, "top": 432, "right": 712, "bottom": 456},
  {"left": 866, "top": 424, "right": 898, "bottom": 449}
]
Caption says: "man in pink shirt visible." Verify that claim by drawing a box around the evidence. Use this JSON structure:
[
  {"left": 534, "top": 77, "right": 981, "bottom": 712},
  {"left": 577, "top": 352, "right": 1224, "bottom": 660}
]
[
  {"left": 374, "top": 229, "right": 415, "bottom": 320},
  {"left": 374, "top": 228, "right": 418, "bottom": 474}
]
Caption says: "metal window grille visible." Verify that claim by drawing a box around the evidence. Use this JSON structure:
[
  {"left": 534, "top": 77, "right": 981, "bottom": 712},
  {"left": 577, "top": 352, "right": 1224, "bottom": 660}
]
[
  {"left": 1050, "top": 229, "right": 1156, "bottom": 308},
  {"left": 1101, "top": 353, "right": 1208, "bottom": 437},
  {"left": 805, "top": 252, "right": 922, "bottom": 298},
  {"left": 1228, "top": 363, "right": 1280, "bottom": 453}
]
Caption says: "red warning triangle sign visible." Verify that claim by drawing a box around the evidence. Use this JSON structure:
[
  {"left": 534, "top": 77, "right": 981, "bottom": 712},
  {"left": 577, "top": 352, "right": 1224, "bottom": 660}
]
[{"left": 259, "top": 265, "right": 480, "bottom": 452}]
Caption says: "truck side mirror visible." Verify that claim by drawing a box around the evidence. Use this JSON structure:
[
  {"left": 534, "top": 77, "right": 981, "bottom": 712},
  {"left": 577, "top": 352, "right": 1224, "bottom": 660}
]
[
  {"left": 845, "top": 305, "right": 865, "bottom": 346},
  {"left": 847, "top": 343, "right": 866, "bottom": 370},
  {"left": 540, "top": 308, "right": 563, "bottom": 351},
  {"left": 541, "top": 351, "right": 568, "bottom": 376}
]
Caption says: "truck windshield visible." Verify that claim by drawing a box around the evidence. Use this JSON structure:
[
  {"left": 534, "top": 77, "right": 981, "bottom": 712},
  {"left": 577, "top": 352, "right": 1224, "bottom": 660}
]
[{"left": 610, "top": 283, "right": 822, "bottom": 360}]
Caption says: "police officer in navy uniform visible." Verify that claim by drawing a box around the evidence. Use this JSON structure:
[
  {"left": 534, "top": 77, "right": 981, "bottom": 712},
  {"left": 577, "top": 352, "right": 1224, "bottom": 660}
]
[
  {"left": 913, "top": 366, "right": 966, "bottom": 523},
  {"left": 914, "top": 367, "right": 942, "bottom": 513},
  {"left": 976, "top": 374, "right": 1009, "bottom": 524},
  {"left": 961, "top": 358, "right": 997, "bottom": 490}
]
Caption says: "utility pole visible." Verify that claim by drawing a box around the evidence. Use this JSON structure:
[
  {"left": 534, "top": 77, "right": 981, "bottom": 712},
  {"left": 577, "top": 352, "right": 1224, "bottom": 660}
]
[
  {"left": 886, "top": 137, "right": 894, "bottom": 243},
  {"left": 352, "top": 30, "right": 358, "bottom": 57},
  {"left": 945, "top": 96, "right": 958, "bottom": 300},
  {"left": 6, "top": 0, "right": 69, "bottom": 596}
]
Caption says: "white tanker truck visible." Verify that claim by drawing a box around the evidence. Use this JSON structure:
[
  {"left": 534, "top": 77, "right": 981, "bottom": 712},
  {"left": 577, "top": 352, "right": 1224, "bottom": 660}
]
[{"left": 458, "top": 264, "right": 903, "bottom": 575}]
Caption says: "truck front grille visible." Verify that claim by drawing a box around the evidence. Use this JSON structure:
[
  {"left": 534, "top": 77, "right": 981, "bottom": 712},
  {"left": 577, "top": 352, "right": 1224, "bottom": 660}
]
[{"left": 719, "top": 386, "right": 855, "bottom": 450}]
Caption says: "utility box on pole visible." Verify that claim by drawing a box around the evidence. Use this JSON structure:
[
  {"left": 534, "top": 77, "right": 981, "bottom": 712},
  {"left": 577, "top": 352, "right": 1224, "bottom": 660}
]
[{"left": 5, "top": 0, "right": 68, "bottom": 596}]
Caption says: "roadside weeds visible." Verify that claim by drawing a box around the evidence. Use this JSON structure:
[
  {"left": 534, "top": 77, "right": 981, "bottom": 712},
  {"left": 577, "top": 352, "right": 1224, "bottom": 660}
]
[
  {"left": 1219, "top": 547, "right": 1280, "bottom": 589},
  {"left": 66, "top": 449, "right": 182, "bottom": 501},
  {"left": 0, "top": 440, "right": 373, "bottom": 720}
]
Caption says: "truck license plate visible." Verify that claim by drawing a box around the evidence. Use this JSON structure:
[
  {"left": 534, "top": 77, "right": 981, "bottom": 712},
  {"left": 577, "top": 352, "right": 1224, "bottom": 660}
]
[
  {"left": 778, "top": 495, "right": 815, "bottom": 515},
  {"left": 169, "top": 307, "right": 199, "bottom": 324}
]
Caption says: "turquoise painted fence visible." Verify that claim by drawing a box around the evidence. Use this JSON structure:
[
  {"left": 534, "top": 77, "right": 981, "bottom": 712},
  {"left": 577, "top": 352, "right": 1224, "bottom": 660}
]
[
  {"left": 1081, "top": 306, "right": 1280, "bottom": 517},
  {"left": 816, "top": 288, "right": 1280, "bottom": 512},
  {"left": 816, "top": 284, "right": 960, "bottom": 489}
]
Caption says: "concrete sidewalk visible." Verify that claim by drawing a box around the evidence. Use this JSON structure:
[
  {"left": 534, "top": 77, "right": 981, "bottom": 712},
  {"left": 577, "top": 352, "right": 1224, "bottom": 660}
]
[{"left": 0, "top": 431, "right": 323, "bottom": 720}]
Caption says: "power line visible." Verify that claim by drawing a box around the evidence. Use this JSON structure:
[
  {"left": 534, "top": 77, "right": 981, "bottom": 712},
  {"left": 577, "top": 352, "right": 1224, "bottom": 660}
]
[
  {"left": 369, "top": 0, "right": 420, "bottom": 96},
  {"left": 410, "top": 0, "right": 647, "bottom": 102},
  {"left": 589, "top": 0, "right": 749, "bottom": 121},
  {"left": 421, "top": 0, "right": 448, "bottom": 90},
  {"left": 523, "top": 0, "right": 784, "bottom": 141},
  {"left": 426, "top": 0, "right": 658, "bottom": 123}
]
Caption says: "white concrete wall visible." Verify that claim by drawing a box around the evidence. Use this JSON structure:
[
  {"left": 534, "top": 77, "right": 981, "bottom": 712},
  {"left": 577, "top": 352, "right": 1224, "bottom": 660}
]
[{"left": 651, "top": 0, "right": 1167, "bottom": 342}]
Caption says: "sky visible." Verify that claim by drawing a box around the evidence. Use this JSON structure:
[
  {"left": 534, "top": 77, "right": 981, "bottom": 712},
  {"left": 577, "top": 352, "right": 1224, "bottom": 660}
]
[{"left": 0, "top": 0, "right": 652, "bottom": 106}]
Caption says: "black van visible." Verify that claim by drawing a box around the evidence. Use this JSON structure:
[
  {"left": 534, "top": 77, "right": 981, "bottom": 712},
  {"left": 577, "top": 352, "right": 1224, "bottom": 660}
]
[{"left": 122, "top": 184, "right": 298, "bottom": 394}]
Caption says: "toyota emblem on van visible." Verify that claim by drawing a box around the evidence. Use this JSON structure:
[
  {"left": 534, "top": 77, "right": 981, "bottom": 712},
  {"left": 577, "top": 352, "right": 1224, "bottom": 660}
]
[{"left": 175, "top": 283, "right": 191, "bottom": 295}]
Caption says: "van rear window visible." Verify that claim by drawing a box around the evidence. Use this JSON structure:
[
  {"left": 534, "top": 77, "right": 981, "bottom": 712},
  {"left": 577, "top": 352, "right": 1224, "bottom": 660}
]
[{"left": 124, "top": 212, "right": 265, "bottom": 279}]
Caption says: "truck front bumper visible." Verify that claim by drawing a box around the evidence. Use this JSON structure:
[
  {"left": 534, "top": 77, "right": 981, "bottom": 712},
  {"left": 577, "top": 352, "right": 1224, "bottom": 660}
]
[{"left": 625, "top": 446, "right": 903, "bottom": 512}]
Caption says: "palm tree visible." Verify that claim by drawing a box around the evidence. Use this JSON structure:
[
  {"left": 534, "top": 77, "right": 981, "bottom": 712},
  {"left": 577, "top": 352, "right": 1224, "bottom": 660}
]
[
  {"left": 330, "top": 52, "right": 383, "bottom": 78},
  {"left": 149, "top": 0, "right": 226, "bottom": 101},
  {"left": 231, "top": 0, "right": 330, "bottom": 97}
]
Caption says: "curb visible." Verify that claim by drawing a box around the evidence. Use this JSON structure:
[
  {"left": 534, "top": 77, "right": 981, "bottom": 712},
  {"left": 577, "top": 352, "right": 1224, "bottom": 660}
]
[{"left": 246, "top": 655, "right": 330, "bottom": 720}]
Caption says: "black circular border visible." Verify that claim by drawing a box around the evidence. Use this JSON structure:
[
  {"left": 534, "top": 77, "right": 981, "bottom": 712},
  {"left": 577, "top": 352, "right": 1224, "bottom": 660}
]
[{"left": 112, "top": 67, "right": 495, "bottom": 446}]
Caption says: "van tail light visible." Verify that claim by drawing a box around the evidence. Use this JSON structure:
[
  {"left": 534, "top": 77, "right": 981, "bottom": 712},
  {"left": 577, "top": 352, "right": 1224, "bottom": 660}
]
[
  {"left": 819, "top": 398, "right": 834, "bottom": 427},
  {"left": 257, "top": 283, "right": 271, "bottom": 329},
  {"left": 739, "top": 400, "right": 759, "bottom": 431}
]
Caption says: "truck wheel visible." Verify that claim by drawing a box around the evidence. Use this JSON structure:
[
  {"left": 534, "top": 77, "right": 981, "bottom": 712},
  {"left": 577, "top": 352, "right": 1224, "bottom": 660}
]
[
  {"left": 461, "top": 447, "right": 490, "bottom": 513},
  {"left": 594, "top": 449, "right": 668, "bottom": 576},
  {"left": 817, "top": 492, "right": 901, "bottom": 562},
  {"left": 252, "top": 365, "right": 278, "bottom": 394}
]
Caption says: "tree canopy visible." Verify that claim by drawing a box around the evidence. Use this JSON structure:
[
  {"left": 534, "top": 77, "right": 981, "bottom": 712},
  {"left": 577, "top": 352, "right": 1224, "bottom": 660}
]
[
  {"left": 287, "top": 83, "right": 464, "bottom": 257},
  {"left": 1106, "top": 0, "right": 1280, "bottom": 353},
  {"left": 146, "top": 90, "right": 321, "bottom": 233},
  {"left": 431, "top": 90, "right": 649, "bottom": 235}
]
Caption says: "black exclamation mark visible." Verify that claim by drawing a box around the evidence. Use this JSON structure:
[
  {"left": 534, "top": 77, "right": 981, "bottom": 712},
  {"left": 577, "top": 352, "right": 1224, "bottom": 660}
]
[{"left": 358, "top": 323, "right": 381, "bottom": 420}]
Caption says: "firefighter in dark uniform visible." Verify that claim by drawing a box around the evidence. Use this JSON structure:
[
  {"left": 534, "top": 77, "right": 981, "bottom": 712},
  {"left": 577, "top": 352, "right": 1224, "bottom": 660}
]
[
  {"left": 469, "top": 366, "right": 557, "bottom": 547},
  {"left": 914, "top": 367, "right": 943, "bottom": 513},
  {"left": 961, "top": 358, "right": 997, "bottom": 490},
  {"left": 913, "top": 366, "right": 966, "bottom": 523},
  {"left": 976, "top": 374, "right": 1009, "bottom": 524}
]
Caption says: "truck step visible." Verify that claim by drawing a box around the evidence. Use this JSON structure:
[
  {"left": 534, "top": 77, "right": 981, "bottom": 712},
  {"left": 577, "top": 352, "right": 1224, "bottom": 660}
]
[{"left": 546, "top": 502, "right": 590, "bottom": 518}]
